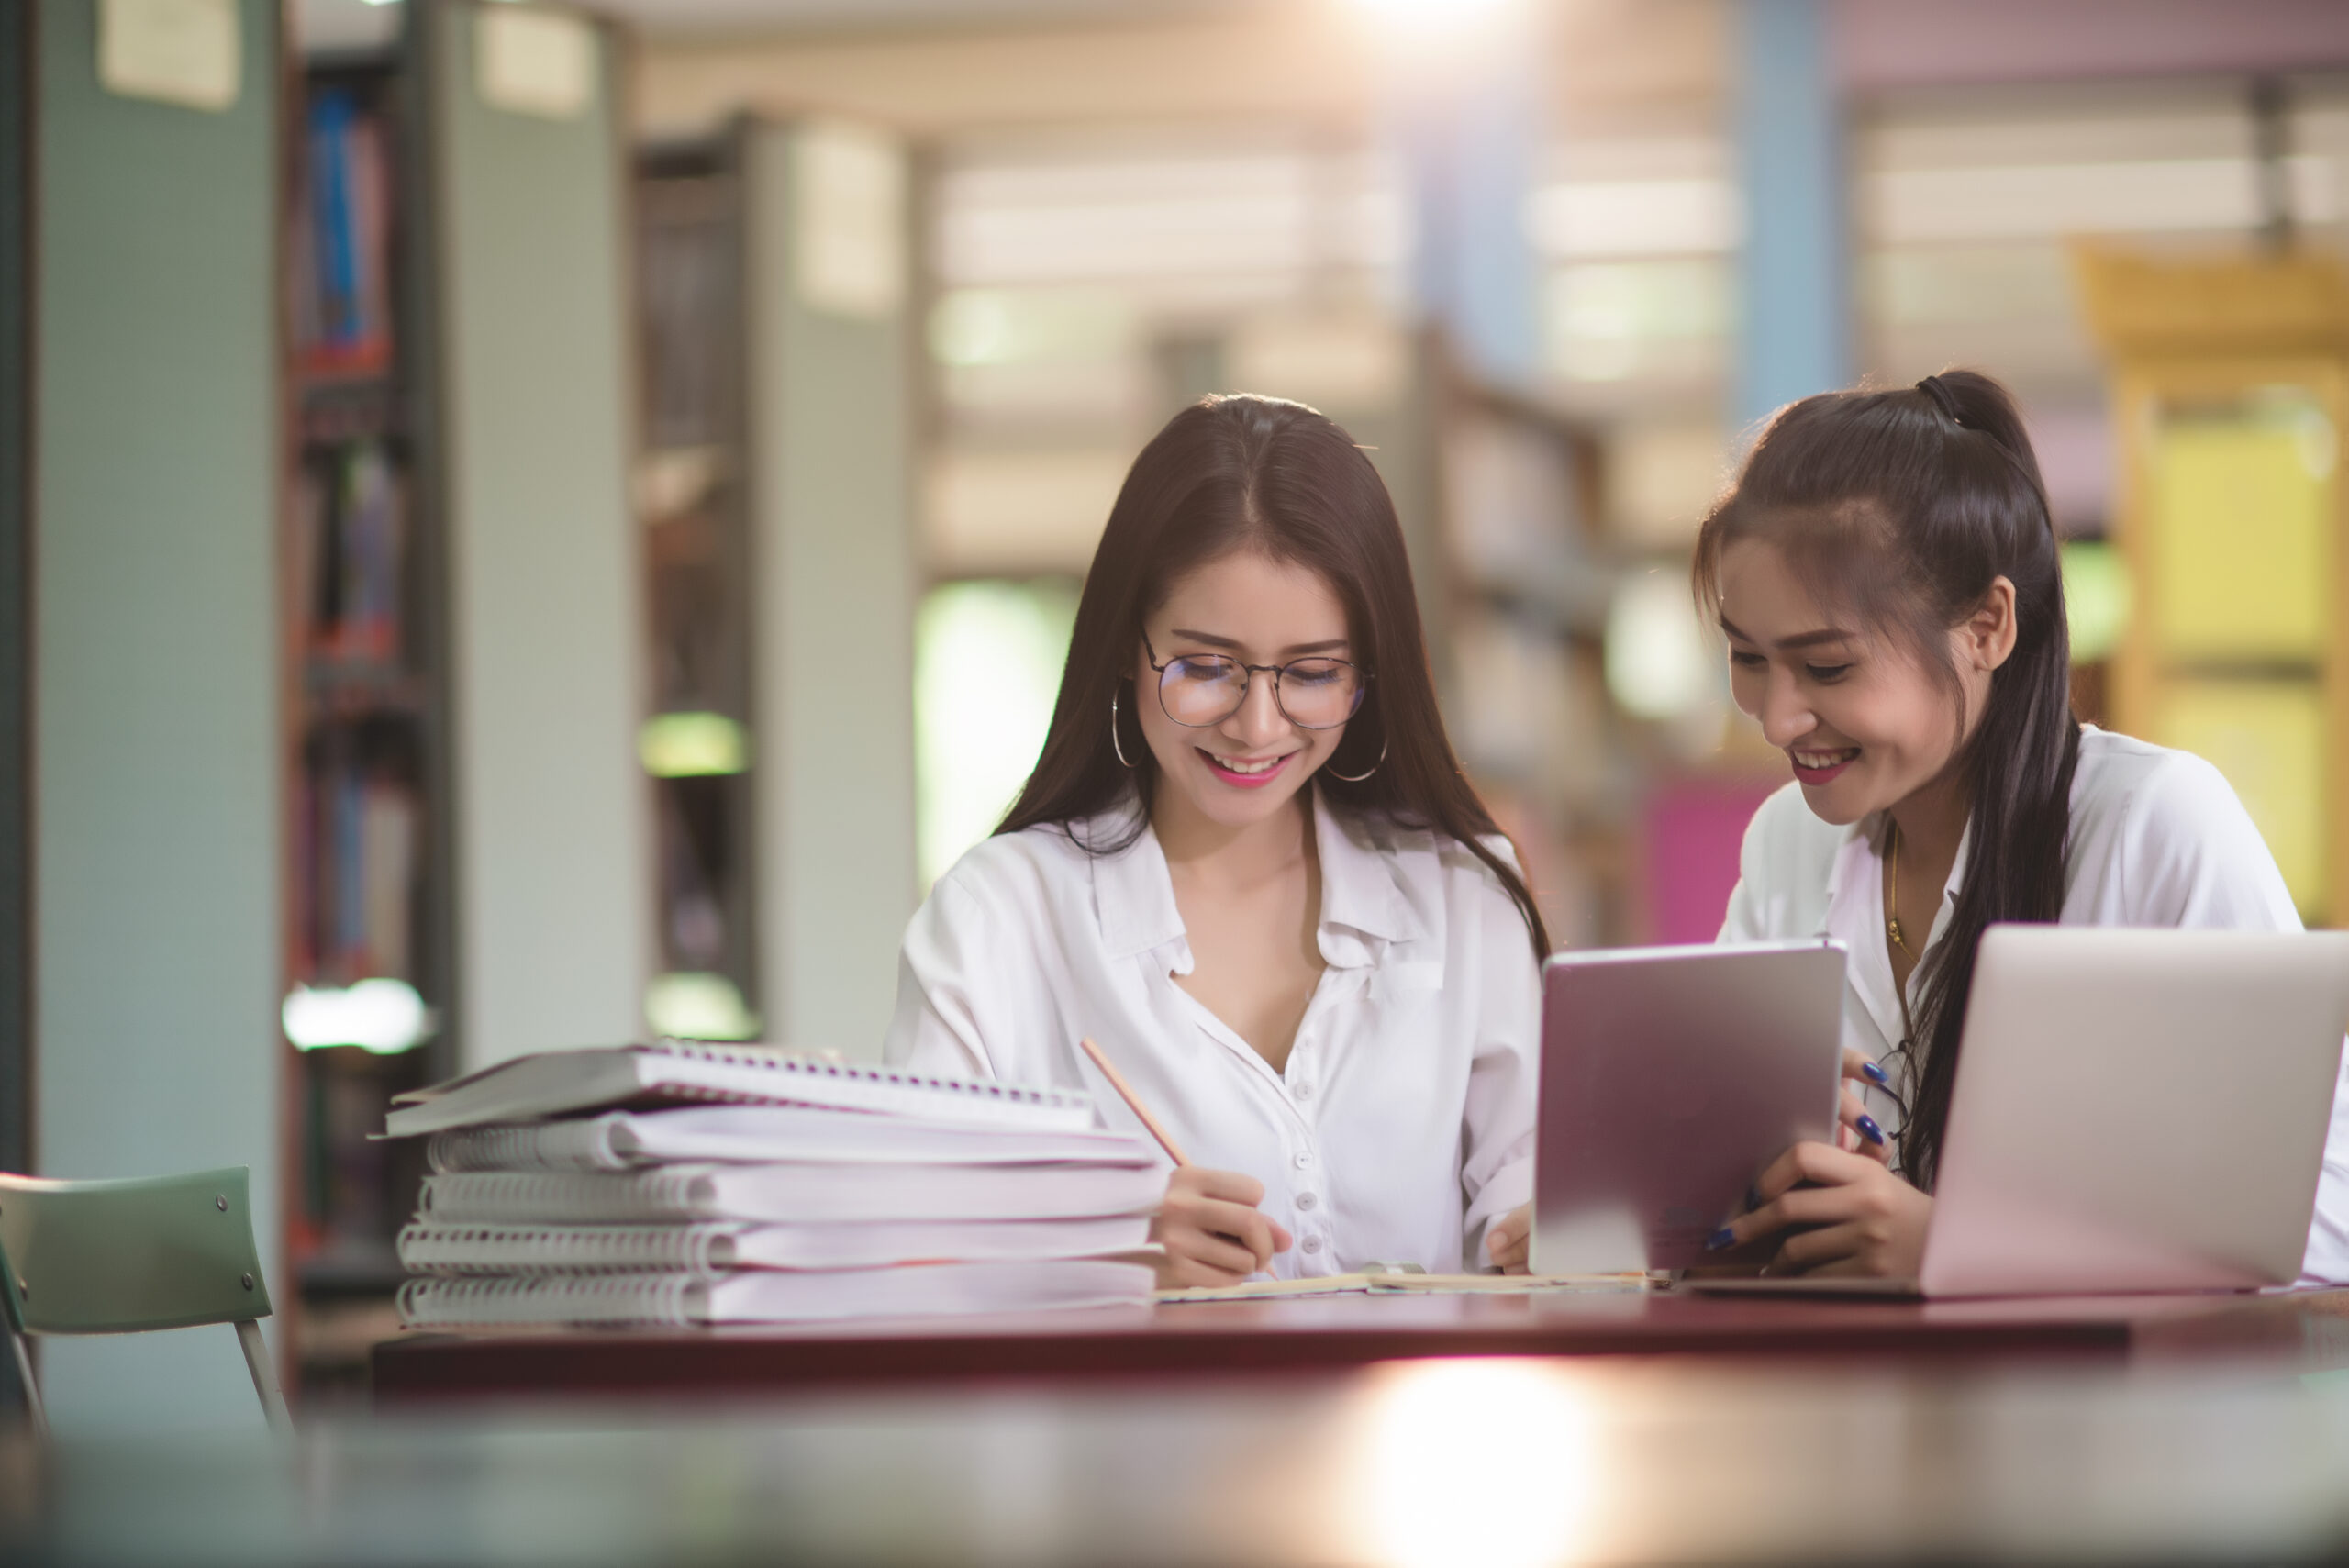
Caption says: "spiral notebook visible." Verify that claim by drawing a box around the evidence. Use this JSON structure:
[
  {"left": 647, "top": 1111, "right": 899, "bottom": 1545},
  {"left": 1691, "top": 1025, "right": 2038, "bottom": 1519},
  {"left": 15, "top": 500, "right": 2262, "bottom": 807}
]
[
  {"left": 424, "top": 1106, "right": 1152, "bottom": 1173},
  {"left": 417, "top": 1161, "right": 1166, "bottom": 1226},
  {"left": 385, "top": 1040, "right": 1098, "bottom": 1137},
  {"left": 396, "top": 1258, "right": 1156, "bottom": 1327},
  {"left": 396, "top": 1215, "right": 1156, "bottom": 1275}
]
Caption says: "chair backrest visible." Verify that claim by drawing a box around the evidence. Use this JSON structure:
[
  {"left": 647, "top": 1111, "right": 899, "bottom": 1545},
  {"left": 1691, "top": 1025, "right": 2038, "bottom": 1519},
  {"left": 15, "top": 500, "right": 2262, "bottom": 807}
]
[{"left": 0, "top": 1166, "right": 274, "bottom": 1336}]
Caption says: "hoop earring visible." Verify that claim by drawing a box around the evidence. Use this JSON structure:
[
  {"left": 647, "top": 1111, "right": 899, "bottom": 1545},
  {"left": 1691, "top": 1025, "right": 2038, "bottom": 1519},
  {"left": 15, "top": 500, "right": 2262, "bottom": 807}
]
[
  {"left": 1326, "top": 737, "right": 1386, "bottom": 784},
  {"left": 1110, "top": 689, "right": 1136, "bottom": 769}
]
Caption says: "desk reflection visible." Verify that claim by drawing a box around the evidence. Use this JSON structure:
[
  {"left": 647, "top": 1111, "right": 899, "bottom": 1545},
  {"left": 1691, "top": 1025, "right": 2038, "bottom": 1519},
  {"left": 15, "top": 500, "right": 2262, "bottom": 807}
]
[{"left": 12, "top": 1357, "right": 2349, "bottom": 1565}]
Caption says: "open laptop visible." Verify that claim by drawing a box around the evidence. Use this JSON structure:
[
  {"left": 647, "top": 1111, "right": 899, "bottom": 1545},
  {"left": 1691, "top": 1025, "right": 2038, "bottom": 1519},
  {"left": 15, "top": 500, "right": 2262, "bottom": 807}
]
[
  {"left": 1691, "top": 925, "right": 2349, "bottom": 1297},
  {"left": 1532, "top": 940, "right": 1848, "bottom": 1274}
]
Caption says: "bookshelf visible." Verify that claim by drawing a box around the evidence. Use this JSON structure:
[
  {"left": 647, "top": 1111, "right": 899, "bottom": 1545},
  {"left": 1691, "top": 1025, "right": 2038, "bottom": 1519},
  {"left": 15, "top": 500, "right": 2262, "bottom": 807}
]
[
  {"left": 281, "top": 45, "right": 451, "bottom": 1396},
  {"left": 1419, "top": 347, "right": 1777, "bottom": 951},
  {"left": 628, "top": 117, "right": 918, "bottom": 1061},
  {"left": 636, "top": 136, "right": 761, "bottom": 1038},
  {"left": 281, "top": 0, "right": 651, "bottom": 1397},
  {"left": 1419, "top": 355, "right": 1633, "bottom": 951}
]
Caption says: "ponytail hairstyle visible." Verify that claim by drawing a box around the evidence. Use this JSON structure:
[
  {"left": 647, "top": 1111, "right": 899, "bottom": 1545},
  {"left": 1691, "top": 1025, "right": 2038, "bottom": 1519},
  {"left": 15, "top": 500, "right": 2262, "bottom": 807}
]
[
  {"left": 999, "top": 394, "right": 1550, "bottom": 961},
  {"left": 1691, "top": 370, "right": 2079, "bottom": 1189}
]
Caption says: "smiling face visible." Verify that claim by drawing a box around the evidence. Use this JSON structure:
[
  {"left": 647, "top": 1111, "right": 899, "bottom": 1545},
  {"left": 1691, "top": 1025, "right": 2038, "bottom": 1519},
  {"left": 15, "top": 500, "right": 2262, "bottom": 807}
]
[
  {"left": 1716, "top": 537, "right": 2000, "bottom": 827},
  {"left": 1136, "top": 549, "right": 1357, "bottom": 835}
]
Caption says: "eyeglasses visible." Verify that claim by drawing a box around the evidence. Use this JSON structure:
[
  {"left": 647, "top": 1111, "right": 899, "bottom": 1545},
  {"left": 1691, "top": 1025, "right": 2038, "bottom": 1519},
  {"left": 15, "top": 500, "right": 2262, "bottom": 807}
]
[
  {"left": 1873, "top": 1039, "right": 1919, "bottom": 1166},
  {"left": 1142, "top": 631, "right": 1369, "bottom": 730}
]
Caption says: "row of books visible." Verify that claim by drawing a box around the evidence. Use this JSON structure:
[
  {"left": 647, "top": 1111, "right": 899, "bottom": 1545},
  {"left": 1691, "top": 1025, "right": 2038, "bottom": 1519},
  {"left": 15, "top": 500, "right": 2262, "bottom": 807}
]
[
  {"left": 293, "top": 762, "right": 418, "bottom": 984},
  {"left": 385, "top": 1041, "right": 1161, "bottom": 1326},
  {"left": 293, "top": 89, "right": 395, "bottom": 377},
  {"left": 296, "top": 440, "right": 406, "bottom": 664},
  {"left": 295, "top": 1048, "right": 417, "bottom": 1264}
]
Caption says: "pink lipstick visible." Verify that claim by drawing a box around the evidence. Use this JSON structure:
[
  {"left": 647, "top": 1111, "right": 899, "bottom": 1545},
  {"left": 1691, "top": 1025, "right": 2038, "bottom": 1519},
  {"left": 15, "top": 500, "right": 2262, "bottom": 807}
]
[
  {"left": 1789, "top": 748, "right": 1859, "bottom": 785},
  {"left": 1198, "top": 750, "right": 1294, "bottom": 790}
]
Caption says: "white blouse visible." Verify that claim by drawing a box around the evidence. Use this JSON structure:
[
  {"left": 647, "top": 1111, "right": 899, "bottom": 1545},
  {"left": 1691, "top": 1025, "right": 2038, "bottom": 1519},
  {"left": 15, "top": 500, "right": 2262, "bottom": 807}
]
[
  {"left": 1719, "top": 725, "right": 2349, "bottom": 1285},
  {"left": 883, "top": 787, "right": 1542, "bottom": 1275}
]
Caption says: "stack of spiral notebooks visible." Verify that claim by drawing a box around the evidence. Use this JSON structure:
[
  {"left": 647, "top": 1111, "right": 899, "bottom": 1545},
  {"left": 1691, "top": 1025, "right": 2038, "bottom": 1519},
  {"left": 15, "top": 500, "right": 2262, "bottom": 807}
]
[{"left": 383, "top": 1041, "right": 1161, "bottom": 1327}]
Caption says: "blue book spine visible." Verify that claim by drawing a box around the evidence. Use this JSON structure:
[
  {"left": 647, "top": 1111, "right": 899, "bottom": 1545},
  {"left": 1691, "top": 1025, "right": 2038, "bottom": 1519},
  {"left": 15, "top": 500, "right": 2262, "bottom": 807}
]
[{"left": 310, "top": 91, "right": 359, "bottom": 350}]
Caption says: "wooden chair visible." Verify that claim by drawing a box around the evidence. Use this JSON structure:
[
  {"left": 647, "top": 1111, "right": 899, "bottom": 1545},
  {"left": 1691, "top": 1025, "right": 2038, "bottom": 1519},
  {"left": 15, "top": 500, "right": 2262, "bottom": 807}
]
[{"left": 0, "top": 1165, "right": 291, "bottom": 1434}]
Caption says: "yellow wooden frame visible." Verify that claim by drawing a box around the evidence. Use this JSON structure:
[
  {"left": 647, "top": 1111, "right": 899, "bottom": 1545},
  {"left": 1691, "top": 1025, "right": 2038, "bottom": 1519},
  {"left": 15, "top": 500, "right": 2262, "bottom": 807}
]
[{"left": 2076, "top": 247, "right": 2349, "bottom": 926}]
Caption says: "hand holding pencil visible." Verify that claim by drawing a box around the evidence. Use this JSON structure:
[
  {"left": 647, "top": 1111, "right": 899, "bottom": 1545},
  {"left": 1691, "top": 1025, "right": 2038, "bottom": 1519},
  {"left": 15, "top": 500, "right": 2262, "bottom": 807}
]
[{"left": 1080, "top": 1037, "right": 1292, "bottom": 1290}]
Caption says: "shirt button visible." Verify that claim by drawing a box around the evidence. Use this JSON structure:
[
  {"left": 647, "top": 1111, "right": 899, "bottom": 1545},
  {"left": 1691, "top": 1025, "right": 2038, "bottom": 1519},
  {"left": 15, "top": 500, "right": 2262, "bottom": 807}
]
[
  {"left": 1301, "top": 1236, "right": 1323, "bottom": 1255},
  {"left": 1297, "top": 1191, "right": 1319, "bottom": 1212},
  {"left": 1293, "top": 1081, "right": 1313, "bottom": 1100},
  {"left": 1293, "top": 1151, "right": 1313, "bottom": 1169}
]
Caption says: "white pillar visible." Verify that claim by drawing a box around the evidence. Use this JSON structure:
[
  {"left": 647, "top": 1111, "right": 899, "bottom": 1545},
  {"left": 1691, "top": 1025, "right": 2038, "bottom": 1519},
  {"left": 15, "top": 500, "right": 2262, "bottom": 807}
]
[
  {"left": 429, "top": 1, "right": 651, "bottom": 1066},
  {"left": 31, "top": 0, "right": 283, "bottom": 1431},
  {"left": 743, "top": 119, "right": 918, "bottom": 1061}
]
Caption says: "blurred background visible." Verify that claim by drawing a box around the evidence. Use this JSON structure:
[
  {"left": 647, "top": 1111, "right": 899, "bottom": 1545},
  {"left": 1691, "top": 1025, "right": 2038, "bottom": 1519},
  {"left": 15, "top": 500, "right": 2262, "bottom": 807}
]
[{"left": 6, "top": 0, "right": 2348, "bottom": 1413}]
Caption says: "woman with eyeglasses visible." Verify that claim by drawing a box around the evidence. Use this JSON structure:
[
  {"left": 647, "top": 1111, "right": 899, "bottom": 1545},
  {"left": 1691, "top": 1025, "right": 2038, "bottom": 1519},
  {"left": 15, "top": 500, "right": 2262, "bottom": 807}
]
[
  {"left": 1698, "top": 370, "right": 2349, "bottom": 1285},
  {"left": 884, "top": 395, "right": 1549, "bottom": 1287}
]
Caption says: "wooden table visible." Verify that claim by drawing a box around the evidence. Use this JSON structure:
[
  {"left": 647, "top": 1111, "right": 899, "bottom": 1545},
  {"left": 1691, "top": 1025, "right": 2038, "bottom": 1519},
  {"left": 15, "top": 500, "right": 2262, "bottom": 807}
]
[
  {"left": 373, "top": 1285, "right": 2349, "bottom": 1405},
  {"left": 28, "top": 1352, "right": 2349, "bottom": 1565}
]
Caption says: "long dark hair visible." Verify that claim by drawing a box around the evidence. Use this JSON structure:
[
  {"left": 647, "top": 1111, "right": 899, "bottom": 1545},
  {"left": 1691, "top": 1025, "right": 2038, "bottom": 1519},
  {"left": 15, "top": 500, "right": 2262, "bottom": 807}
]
[
  {"left": 998, "top": 394, "right": 1550, "bottom": 960},
  {"left": 1692, "top": 370, "right": 2079, "bottom": 1188}
]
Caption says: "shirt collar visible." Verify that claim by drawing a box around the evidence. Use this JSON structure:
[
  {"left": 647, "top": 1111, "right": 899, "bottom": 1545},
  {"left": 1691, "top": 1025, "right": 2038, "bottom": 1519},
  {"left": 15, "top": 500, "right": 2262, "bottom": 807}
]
[
  {"left": 1086, "top": 786, "right": 1424, "bottom": 966},
  {"left": 1310, "top": 788, "right": 1423, "bottom": 964},
  {"left": 1085, "top": 795, "right": 1186, "bottom": 961}
]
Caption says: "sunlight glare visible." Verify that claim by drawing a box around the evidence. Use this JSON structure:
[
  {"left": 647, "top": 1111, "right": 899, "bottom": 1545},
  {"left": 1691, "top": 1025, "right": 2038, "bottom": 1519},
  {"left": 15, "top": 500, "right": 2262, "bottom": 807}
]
[
  {"left": 1351, "top": 0, "right": 1519, "bottom": 28},
  {"left": 1350, "top": 1359, "right": 1599, "bottom": 1568}
]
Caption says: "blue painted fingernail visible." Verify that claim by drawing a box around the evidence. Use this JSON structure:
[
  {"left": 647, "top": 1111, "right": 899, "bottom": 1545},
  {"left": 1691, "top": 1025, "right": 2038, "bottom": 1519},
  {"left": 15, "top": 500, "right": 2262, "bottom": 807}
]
[
  {"left": 1706, "top": 1227, "right": 1737, "bottom": 1251},
  {"left": 1744, "top": 1184, "right": 1762, "bottom": 1211},
  {"left": 1862, "top": 1061, "right": 1891, "bottom": 1085},
  {"left": 1857, "top": 1114, "right": 1886, "bottom": 1146}
]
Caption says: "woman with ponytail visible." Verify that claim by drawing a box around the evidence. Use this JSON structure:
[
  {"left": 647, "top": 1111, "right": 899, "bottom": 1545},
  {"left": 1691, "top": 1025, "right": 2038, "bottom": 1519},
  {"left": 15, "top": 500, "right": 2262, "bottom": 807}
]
[
  {"left": 1698, "top": 369, "right": 2349, "bottom": 1284},
  {"left": 885, "top": 395, "right": 1548, "bottom": 1286}
]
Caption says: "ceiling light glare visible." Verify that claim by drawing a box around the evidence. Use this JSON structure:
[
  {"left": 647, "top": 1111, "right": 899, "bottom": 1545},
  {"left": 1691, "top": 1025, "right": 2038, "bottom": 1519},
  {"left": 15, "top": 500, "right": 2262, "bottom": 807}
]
[
  {"left": 1349, "top": 0, "right": 1524, "bottom": 60},
  {"left": 284, "top": 979, "right": 433, "bottom": 1054},
  {"left": 1352, "top": 0, "right": 1518, "bottom": 25},
  {"left": 639, "top": 712, "right": 750, "bottom": 778}
]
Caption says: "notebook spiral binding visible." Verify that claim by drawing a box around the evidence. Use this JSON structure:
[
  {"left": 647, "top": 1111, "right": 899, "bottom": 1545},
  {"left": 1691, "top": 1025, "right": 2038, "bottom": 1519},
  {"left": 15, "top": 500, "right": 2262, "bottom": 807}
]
[
  {"left": 427, "top": 1118, "right": 625, "bottom": 1173},
  {"left": 417, "top": 1168, "right": 712, "bottom": 1223},
  {"left": 397, "top": 1272, "right": 701, "bottom": 1327},
  {"left": 397, "top": 1220, "right": 736, "bottom": 1275},
  {"left": 648, "top": 1038, "right": 1083, "bottom": 1110}
]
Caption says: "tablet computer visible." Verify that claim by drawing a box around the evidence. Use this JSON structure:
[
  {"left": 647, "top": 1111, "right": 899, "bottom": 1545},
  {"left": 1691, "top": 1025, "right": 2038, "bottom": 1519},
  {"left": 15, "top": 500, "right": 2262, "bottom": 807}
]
[{"left": 1532, "top": 940, "right": 1847, "bottom": 1274}]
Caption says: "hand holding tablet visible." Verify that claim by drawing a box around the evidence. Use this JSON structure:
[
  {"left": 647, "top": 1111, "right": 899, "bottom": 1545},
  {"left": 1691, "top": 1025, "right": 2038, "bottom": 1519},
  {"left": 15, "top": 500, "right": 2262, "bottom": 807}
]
[{"left": 1532, "top": 940, "right": 1848, "bottom": 1275}]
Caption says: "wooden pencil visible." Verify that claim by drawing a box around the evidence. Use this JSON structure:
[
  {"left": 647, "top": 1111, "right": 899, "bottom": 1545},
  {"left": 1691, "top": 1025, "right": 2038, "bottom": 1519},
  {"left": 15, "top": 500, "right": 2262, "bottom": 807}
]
[{"left": 1077, "top": 1036, "right": 1191, "bottom": 1167}]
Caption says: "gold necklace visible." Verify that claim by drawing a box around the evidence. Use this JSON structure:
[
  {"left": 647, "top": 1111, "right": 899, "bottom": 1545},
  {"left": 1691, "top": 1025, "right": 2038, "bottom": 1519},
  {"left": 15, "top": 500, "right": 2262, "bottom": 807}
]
[{"left": 1887, "top": 822, "right": 1914, "bottom": 959}]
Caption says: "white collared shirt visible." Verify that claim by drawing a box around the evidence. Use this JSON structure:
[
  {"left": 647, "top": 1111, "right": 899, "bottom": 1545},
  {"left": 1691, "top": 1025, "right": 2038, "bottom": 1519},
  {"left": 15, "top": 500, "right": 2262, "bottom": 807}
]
[
  {"left": 1719, "top": 724, "right": 2349, "bottom": 1284},
  {"left": 883, "top": 787, "right": 1541, "bottom": 1275}
]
